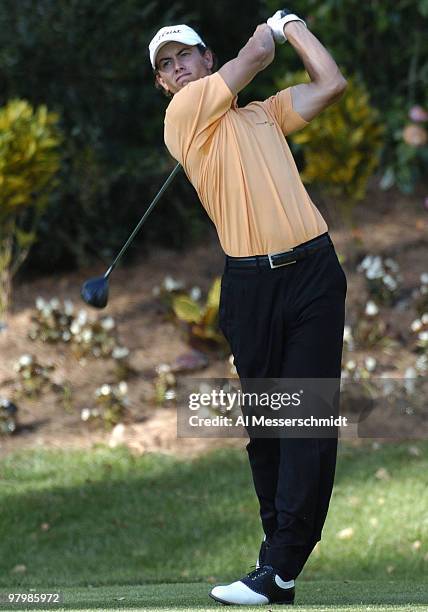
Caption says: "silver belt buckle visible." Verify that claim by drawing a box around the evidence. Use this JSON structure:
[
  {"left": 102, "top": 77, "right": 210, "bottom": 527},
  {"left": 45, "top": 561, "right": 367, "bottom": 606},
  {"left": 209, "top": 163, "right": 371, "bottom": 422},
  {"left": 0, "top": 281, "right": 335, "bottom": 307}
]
[{"left": 268, "top": 248, "right": 297, "bottom": 269}]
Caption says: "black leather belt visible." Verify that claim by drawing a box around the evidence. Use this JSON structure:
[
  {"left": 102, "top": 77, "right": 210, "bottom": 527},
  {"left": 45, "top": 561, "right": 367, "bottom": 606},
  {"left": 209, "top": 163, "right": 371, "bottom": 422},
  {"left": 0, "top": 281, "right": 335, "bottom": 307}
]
[{"left": 226, "top": 233, "right": 333, "bottom": 270}]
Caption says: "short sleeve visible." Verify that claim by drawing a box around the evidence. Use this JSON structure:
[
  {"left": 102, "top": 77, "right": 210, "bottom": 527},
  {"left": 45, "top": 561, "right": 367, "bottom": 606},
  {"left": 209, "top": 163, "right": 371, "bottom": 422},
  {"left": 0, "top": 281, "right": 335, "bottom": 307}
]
[
  {"left": 262, "top": 87, "right": 309, "bottom": 136},
  {"left": 164, "top": 72, "right": 234, "bottom": 165}
]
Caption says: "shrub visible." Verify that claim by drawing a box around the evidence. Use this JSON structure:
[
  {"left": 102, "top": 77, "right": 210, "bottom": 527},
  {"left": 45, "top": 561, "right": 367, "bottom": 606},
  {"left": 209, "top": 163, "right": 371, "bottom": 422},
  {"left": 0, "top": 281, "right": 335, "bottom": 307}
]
[
  {"left": 0, "top": 0, "right": 225, "bottom": 274},
  {"left": 277, "top": 71, "right": 384, "bottom": 217},
  {"left": 263, "top": 0, "right": 428, "bottom": 195},
  {"left": 171, "top": 277, "right": 227, "bottom": 351},
  {"left": 0, "top": 99, "right": 61, "bottom": 318}
]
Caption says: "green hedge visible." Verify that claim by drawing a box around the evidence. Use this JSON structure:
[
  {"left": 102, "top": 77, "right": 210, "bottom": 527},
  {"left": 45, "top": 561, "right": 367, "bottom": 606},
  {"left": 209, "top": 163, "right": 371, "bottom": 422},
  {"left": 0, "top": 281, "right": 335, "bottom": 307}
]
[{"left": 0, "top": 0, "right": 426, "bottom": 274}]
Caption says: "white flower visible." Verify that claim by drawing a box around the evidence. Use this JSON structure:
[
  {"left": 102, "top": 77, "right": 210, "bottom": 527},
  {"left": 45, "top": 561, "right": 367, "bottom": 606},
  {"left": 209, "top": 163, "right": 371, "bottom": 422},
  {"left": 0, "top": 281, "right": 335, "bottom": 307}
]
[
  {"left": 96, "top": 384, "right": 111, "bottom": 397},
  {"left": 365, "top": 301, "right": 379, "bottom": 316},
  {"left": 62, "top": 331, "right": 71, "bottom": 342},
  {"left": 50, "top": 297, "right": 60, "bottom": 310},
  {"left": 357, "top": 255, "right": 373, "bottom": 271},
  {"left": 70, "top": 321, "right": 81, "bottom": 335},
  {"left": 19, "top": 354, "right": 33, "bottom": 367},
  {"left": 36, "top": 297, "right": 46, "bottom": 310},
  {"left": 366, "top": 268, "right": 383, "bottom": 280},
  {"left": 77, "top": 310, "right": 88, "bottom": 326},
  {"left": 365, "top": 256, "right": 384, "bottom": 279},
  {"left": 112, "top": 346, "right": 129, "bottom": 360},
  {"left": 420, "top": 273, "right": 428, "bottom": 285},
  {"left": 346, "top": 360, "right": 356, "bottom": 370},
  {"left": 421, "top": 313, "right": 428, "bottom": 325},
  {"left": 365, "top": 356, "right": 377, "bottom": 372},
  {"left": 157, "top": 363, "right": 171, "bottom": 374},
  {"left": 411, "top": 319, "right": 422, "bottom": 332},
  {"left": 163, "top": 275, "right": 184, "bottom": 292},
  {"left": 64, "top": 299, "right": 74, "bottom": 316},
  {"left": 118, "top": 381, "right": 128, "bottom": 395},
  {"left": 101, "top": 316, "right": 115, "bottom": 331},
  {"left": 190, "top": 286, "right": 202, "bottom": 301},
  {"left": 81, "top": 408, "right": 91, "bottom": 421},
  {"left": 82, "top": 329, "right": 93, "bottom": 343},
  {"left": 42, "top": 305, "right": 53, "bottom": 317},
  {"left": 382, "top": 274, "right": 397, "bottom": 290},
  {"left": 418, "top": 331, "right": 428, "bottom": 343}
]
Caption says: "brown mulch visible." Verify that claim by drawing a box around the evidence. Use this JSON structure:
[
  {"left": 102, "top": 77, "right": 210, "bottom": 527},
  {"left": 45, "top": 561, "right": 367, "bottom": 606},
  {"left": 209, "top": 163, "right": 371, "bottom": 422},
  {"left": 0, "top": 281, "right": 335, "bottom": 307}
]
[{"left": 0, "top": 182, "right": 427, "bottom": 458}]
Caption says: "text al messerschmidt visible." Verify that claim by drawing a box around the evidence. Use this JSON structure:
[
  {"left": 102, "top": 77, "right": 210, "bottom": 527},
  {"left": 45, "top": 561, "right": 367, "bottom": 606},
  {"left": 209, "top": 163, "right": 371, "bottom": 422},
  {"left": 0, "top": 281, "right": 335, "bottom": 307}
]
[{"left": 188, "top": 415, "right": 348, "bottom": 427}]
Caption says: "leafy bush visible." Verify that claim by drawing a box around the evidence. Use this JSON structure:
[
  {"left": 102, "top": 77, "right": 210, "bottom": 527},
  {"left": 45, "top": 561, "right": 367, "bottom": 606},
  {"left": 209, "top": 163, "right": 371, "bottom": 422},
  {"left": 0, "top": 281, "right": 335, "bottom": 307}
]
[
  {"left": 264, "top": 0, "right": 428, "bottom": 194},
  {"left": 172, "top": 277, "right": 227, "bottom": 350},
  {"left": 0, "top": 0, "right": 260, "bottom": 275},
  {"left": 0, "top": 0, "right": 426, "bottom": 277},
  {"left": 0, "top": 99, "right": 61, "bottom": 317},
  {"left": 0, "top": 398, "right": 18, "bottom": 435},
  {"left": 81, "top": 382, "right": 130, "bottom": 430},
  {"left": 278, "top": 71, "right": 384, "bottom": 213}
]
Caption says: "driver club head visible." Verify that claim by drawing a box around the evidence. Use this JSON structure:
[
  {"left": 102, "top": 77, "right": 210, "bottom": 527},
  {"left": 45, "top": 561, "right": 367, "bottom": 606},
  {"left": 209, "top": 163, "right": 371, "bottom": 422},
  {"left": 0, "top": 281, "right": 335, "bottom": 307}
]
[{"left": 80, "top": 275, "right": 109, "bottom": 309}]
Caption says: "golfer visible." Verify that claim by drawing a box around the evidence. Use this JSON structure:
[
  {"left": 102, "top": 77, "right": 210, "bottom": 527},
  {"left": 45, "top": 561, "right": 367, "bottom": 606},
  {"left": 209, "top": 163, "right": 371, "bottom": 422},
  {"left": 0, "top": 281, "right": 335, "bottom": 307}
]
[{"left": 149, "top": 9, "right": 347, "bottom": 606}]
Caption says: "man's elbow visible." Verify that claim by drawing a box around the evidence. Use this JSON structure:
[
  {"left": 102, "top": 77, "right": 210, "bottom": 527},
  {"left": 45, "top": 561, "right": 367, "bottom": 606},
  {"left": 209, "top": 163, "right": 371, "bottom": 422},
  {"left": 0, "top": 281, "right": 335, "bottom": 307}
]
[{"left": 328, "top": 76, "right": 348, "bottom": 100}]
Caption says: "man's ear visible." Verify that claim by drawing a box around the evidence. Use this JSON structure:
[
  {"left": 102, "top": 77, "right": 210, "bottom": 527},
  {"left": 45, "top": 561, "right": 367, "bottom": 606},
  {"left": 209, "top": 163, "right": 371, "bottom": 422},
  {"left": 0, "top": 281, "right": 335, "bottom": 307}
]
[
  {"left": 203, "top": 49, "right": 214, "bottom": 72},
  {"left": 156, "top": 72, "right": 170, "bottom": 94}
]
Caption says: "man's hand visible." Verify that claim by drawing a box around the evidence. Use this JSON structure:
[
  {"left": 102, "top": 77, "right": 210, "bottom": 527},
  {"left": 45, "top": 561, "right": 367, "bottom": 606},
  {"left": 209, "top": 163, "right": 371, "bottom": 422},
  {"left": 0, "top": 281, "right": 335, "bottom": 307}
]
[
  {"left": 267, "top": 9, "right": 307, "bottom": 44},
  {"left": 251, "top": 24, "right": 276, "bottom": 68}
]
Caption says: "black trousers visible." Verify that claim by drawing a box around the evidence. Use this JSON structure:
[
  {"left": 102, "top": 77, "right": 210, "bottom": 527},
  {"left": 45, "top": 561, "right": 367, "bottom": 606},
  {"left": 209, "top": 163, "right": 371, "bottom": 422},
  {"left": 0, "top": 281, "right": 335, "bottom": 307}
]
[{"left": 219, "top": 233, "right": 347, "bottom": 580}]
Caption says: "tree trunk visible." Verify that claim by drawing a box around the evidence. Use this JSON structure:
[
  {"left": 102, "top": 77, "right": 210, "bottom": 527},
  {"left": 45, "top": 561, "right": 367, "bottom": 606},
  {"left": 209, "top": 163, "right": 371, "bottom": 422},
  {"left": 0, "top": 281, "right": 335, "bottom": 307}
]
[{"left": 0, "top": 226, "right": 14, "bottom": 327}]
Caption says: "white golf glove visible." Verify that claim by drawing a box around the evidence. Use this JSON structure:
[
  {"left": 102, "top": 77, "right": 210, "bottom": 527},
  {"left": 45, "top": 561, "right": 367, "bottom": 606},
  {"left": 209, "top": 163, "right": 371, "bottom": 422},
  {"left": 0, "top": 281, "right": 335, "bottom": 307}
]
[{"left": 267, "top": 8, "right": 307, "bottom": 44}]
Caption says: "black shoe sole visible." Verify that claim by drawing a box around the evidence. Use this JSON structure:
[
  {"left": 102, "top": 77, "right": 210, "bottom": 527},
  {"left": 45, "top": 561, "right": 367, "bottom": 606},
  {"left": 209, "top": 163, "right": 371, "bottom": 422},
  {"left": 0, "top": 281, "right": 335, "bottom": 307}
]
[{"left": 209, "top": 592, "right": 294, "bottom": 606}]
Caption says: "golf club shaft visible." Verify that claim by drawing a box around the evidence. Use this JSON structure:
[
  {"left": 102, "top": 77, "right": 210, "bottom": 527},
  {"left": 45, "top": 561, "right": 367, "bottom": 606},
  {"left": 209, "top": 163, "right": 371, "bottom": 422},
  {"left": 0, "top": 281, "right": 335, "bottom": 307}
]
[{"left": 104, "top": 163, "right": 181, "bottom": 279}]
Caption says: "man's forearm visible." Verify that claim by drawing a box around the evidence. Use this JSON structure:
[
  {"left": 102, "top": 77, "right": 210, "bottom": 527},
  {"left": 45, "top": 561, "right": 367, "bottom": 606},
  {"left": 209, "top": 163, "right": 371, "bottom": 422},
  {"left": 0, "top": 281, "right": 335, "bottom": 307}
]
[{"left": 284, "top": 21, "right": 346, "bottom": 92}]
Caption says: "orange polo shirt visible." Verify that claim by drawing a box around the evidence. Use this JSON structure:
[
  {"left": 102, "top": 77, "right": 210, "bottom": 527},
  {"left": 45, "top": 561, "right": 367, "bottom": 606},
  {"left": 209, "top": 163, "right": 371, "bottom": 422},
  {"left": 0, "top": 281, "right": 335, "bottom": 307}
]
[{"left": 164, "top": 71, "right": 328, "bottom": 256}]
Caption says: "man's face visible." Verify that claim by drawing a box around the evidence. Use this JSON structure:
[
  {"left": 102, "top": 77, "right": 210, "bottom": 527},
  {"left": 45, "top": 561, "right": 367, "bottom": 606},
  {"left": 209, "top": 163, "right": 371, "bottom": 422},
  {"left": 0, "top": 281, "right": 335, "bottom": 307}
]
[{"left": 155, "top": 42, "right": 213, "bottom": 95}]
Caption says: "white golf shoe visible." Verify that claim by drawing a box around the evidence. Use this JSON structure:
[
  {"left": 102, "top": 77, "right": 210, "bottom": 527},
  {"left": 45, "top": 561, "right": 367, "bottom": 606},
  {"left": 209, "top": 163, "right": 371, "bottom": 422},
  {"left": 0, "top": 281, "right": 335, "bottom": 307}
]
[{"left": 209, "top": 565, "right": 295, "bottom": 605}]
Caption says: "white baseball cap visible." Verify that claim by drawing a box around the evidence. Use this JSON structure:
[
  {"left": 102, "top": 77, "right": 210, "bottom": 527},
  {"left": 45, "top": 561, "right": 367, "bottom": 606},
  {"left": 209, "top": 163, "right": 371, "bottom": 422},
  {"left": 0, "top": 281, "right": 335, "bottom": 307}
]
[{"left": 149, "top": 24, "right": 206, "bottom": 69}]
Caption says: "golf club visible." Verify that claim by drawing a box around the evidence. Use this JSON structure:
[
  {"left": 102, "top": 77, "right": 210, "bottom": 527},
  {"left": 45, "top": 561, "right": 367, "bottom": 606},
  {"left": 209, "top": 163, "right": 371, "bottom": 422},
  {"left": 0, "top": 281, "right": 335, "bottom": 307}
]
[{"left": 80, "top": 163, "right": 181, "bottom": 309}]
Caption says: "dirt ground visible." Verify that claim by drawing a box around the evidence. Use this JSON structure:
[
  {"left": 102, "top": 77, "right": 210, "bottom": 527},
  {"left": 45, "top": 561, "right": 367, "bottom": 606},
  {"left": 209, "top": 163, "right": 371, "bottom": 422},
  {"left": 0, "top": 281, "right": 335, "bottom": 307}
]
[{"left": 0, "top": 181, "right": 427, "bottom": 458}]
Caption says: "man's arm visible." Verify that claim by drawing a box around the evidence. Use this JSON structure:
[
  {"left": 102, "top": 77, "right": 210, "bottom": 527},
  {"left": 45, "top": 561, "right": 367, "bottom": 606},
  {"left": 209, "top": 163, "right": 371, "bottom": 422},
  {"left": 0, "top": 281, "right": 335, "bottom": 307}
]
[
  {"left": 219, "top": 24, "right": 275, "bottom": 96},
  {"left": 283, "top": 21, "right": 347, "bottom": 121}
]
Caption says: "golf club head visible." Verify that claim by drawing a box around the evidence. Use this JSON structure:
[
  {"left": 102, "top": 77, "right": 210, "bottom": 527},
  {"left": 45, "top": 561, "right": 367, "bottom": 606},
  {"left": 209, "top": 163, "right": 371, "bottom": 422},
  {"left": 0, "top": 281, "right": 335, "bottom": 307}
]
[{"left": 80, "top": 275, "right": 109, "bottom": 309}]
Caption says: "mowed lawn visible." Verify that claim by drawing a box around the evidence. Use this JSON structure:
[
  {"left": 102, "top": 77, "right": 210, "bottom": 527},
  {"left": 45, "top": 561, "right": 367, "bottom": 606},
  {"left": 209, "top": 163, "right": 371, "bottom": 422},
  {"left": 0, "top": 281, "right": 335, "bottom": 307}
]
[
  {"left": 0, "top": 441, "right": 427, "bottom": 610},
  {"left": 0, "top": 581, "right": 425, "bottom": 611}
]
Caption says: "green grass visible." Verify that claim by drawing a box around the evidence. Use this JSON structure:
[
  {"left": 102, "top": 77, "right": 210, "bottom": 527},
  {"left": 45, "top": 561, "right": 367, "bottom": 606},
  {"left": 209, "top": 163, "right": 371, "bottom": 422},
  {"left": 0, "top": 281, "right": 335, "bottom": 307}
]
[
  {"left": 0, "top": 582, "right": 427, "bottom": 611},
  {"left": 0, "top": 581, "right": 427, "bottom": 612},
  {"left": 0, "top": 441, "right": 427, "bottom": 610}
]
